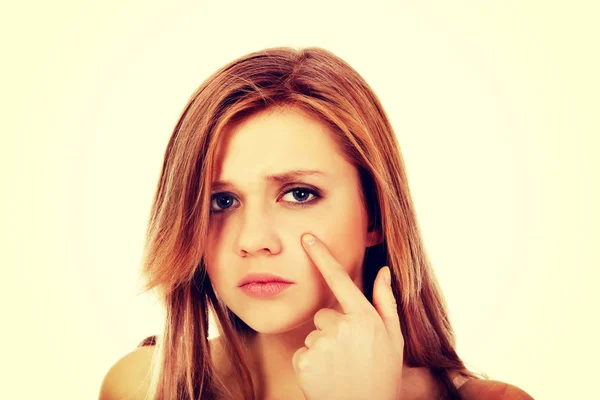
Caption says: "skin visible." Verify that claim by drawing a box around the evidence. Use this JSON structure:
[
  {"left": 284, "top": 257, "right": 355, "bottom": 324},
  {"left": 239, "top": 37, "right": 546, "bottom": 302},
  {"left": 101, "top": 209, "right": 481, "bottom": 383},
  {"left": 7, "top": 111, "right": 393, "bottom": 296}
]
[{"left": 203, "top": 106, "right": 435, "bottom": 399}]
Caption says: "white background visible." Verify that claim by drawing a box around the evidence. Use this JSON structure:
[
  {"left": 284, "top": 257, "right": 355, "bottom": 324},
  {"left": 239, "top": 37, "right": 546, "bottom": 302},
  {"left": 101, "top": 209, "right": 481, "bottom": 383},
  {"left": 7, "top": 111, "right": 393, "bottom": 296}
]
[{"left": 2, "top": 1, "right": 598, "bottom": 398}]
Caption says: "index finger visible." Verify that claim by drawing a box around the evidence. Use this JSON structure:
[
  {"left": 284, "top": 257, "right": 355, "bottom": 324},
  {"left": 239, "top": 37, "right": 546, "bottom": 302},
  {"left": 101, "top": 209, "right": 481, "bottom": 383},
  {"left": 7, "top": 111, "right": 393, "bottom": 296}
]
[{"left": 301, "top": 233, "right": 374, "bottom": 315}]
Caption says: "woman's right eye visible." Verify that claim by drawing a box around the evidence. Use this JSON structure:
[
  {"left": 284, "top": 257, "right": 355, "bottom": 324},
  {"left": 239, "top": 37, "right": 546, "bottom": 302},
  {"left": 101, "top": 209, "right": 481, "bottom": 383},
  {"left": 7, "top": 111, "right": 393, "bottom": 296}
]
[{"left": 210, "top": 194, "right": 237, "bottom": 214}]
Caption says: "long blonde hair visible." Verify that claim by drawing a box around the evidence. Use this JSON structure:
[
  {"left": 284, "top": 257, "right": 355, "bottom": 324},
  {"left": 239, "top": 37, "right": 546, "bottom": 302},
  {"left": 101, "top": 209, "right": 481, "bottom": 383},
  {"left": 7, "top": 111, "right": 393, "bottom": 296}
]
[{"left": 140, "top": 46, "right": 487, "bottom": 399}]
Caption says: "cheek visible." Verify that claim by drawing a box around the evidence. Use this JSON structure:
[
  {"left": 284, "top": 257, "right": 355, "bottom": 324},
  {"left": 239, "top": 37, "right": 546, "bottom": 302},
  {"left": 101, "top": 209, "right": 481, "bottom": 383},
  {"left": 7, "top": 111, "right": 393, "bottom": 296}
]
[
  {"left": 203, "top": 237, "right": 224, "bottom": 290},
  {"left": 314, "top": 204, "right": 367, "bottom": 278}
]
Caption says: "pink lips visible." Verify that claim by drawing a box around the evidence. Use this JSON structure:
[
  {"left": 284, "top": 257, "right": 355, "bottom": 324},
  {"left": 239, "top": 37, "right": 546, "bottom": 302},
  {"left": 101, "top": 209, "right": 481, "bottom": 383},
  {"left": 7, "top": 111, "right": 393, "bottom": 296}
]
[
  {"left": 239, "top": 282, "right": 294, "bottom": 298},
  {"left": 237, "top": 272, "right": 294, "bottom": 287},
  {"left": 237, "top": 272, "right": 295, "bottom": 299}
]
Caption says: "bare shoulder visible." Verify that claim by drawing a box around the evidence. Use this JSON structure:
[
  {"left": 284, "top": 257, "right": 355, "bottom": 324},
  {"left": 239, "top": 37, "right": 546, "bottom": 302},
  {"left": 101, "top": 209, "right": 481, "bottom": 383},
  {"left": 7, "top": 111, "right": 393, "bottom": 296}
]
[
  {"left": 458, "top": 378, "right": 535, "bottom": 400},
  {"left": 98, "top": 345, "right": 156, "bottom": 400}
]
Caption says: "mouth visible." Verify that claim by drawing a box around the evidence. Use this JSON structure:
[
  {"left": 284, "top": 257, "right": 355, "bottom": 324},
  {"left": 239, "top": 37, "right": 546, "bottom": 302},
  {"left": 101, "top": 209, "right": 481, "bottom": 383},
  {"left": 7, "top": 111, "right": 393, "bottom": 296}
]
[
  {"left": 237, "top": 272, "right": 294, "bottom": 287},
  {"left": 239, "top": 281, "right": 294, "bottom": 298}
]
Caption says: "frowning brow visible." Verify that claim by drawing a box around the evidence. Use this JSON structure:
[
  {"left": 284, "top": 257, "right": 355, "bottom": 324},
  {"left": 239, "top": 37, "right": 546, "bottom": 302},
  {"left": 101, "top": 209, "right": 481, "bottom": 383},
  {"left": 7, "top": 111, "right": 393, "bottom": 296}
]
[{"left": 211, "top": 169, "right": 327, "bottom": 192}]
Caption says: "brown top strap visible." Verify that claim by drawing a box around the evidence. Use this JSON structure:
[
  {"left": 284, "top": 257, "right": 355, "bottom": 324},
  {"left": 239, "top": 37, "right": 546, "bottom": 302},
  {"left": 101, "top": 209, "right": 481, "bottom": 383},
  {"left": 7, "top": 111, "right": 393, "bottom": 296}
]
[{"left": 137, "top": 335, "right": 157, "bottom": 347}]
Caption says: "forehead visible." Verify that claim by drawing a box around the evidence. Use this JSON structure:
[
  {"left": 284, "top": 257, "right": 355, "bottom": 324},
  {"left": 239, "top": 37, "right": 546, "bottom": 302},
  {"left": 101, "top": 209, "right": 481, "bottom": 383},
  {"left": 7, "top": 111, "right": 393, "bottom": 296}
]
[{"left": 211, "top": 107, "right": 355, "bottom": 186}]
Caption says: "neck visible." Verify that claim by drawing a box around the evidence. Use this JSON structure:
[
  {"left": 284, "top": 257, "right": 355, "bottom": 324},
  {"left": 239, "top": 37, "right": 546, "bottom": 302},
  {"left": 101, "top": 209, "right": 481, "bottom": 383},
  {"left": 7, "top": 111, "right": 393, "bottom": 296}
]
[{"left": 246, "top": 319, "right": 315, "bottom": 399}]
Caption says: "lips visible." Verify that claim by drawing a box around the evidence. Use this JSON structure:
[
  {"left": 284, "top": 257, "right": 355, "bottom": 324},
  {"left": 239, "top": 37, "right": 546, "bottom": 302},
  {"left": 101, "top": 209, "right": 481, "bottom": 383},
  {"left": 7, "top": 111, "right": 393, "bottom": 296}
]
[
  {"left": 239, "top": 281, "right": 294, "bottom": 298},
  {"left": 237, "top": 272, "right": 294, "bottom": 287}
]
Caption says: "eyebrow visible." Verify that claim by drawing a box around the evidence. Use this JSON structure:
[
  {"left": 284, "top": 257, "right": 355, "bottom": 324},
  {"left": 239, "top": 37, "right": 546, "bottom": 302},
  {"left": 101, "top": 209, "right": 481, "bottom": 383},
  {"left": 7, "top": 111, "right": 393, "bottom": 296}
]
[{"left": 211, "top": 169, "right": 327, "bottom": 192}]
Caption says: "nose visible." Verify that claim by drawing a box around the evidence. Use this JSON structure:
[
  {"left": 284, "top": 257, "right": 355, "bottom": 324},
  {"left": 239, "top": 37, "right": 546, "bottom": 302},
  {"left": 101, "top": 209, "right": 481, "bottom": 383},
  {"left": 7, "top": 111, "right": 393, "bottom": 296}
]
[{"left": 236, "top": 204, "right": 282, "bottom": 257}]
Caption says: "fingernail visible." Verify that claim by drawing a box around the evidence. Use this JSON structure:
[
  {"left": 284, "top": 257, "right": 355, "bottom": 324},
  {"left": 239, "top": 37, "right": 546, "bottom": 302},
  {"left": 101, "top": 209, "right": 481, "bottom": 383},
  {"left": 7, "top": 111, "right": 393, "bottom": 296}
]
[
  {"left": 303, "top": 234, "right": 316, "bottom": 246},
  {"left": 384, "top": 267, "right": 391, "bottom": 286}
]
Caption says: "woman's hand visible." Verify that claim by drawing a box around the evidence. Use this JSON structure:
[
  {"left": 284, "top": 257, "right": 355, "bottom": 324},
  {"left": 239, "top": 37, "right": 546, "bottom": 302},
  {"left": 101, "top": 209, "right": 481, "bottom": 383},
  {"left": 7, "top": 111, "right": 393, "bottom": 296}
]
[{"left": 292, "top": 233, "right": 404, "bottom": 400}]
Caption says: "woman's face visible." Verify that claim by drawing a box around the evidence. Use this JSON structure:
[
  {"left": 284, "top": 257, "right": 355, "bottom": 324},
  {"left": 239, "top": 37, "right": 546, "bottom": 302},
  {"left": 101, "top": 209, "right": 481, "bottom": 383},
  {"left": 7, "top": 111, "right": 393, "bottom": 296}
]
[{"left": 204, "top": 106, "right": 381, "bottom": 334}]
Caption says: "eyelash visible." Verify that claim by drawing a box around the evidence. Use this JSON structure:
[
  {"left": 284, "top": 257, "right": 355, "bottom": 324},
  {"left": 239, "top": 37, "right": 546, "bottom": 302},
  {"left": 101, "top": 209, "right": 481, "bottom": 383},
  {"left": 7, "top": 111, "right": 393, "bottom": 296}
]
[{"left": 209, "top": 186, "right": 322, "bottom": 215}]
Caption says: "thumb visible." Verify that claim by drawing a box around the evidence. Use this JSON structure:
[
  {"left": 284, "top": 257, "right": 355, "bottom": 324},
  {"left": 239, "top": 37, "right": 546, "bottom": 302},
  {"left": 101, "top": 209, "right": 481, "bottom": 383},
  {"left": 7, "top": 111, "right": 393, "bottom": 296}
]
[{"left": 372, "top": 266, "right": 404, "bottom": 355}]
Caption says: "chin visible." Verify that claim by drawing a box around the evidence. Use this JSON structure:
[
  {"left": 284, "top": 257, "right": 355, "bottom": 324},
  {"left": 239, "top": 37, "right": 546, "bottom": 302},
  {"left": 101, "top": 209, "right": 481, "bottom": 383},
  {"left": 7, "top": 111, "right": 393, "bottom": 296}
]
[
  {"left": 245, "top": 319, "right": 310, "bottom": 335},
  {"left": 233, "top": 298, "right": 323, "bottom": 334}
]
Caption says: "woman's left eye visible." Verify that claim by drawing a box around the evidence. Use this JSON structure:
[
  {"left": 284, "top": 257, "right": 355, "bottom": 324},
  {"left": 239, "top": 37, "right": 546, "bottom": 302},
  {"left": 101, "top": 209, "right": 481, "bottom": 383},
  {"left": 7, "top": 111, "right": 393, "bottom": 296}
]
[{"left": 281, "top": 187, "right": 319, "bottom": 204}]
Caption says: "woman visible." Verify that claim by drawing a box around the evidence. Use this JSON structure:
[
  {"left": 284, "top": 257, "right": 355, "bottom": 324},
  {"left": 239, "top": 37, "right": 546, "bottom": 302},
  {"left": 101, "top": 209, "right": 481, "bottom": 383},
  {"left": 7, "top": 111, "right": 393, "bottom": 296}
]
[{"left": 99, "top": 47, "right": 534, "bottom": 399}]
